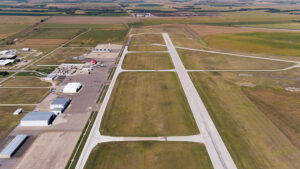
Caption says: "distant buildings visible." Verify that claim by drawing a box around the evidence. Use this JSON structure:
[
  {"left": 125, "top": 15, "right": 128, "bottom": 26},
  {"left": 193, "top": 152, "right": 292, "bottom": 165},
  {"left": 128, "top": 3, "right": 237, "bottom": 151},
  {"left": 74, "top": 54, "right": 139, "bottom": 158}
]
[
  {"left": 93, "top": 44, "right": 113, "bottom": 53},
  {"left": 45, "top": 74, "right": 56, "bottom": 81},
  {"left": 0, "top": 50, "right": 17, "bottom": 59}
]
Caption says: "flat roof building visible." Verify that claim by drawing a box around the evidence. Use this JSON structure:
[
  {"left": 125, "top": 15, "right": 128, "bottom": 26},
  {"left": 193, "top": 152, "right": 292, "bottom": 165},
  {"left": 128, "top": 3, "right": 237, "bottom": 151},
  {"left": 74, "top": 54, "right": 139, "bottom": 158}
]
[
  {"left": 63, "top": 82, "right": 82, "bottom": 93},
  {"left": 50, "top": 97, "right": 71, "bottom": 115},
  {"left": 20, "top": 112, "right": 55, "bottom": 127},
  {"left": 0, "top": 59, "right": 14, "bottom": 66},
  {"left": 0, "top": 135, "right": 28, "bottom": 158}
]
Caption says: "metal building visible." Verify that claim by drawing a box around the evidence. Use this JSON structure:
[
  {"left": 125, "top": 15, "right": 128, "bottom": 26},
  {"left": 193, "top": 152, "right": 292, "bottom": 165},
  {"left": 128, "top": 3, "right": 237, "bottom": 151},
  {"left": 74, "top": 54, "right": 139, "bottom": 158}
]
[
  {"left": 50, "top": 97, "right": 71, "bottom": 115},
  {"left": 20, "top": 112, "right": 55, "bottom": 126},
  {"left": 63, "top": 82, "right": 82, "bottom": 93},
  {"left": 0, "top": 135, "right": 28, "bottom": 158}
]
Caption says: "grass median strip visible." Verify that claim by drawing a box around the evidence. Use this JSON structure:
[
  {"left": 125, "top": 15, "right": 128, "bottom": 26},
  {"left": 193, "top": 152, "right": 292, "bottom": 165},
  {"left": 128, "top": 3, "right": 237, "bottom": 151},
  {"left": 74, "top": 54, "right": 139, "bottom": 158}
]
[
  {"left": 84, "top": 142, "right": 213, "bottom": 169},
  {"left": 65, "top": 111, "right": 97, "bottom": 169},
  {"left": 100, "top": 72, "right": 199, "bottom": 136}
]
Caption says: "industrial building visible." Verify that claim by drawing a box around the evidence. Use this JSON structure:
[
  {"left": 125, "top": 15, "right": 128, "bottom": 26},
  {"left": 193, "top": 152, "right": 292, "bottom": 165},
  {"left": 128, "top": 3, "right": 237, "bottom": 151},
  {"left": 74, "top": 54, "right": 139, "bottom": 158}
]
[
  {"left": 93, "top": 44, "right": 112, "bottom": 53},
  {"left": 20, "top": 112, "right": 55, "bottom": 127},
  {"left": 22, "top": 48, "right": 30, "bottom": 52},
  {"left": 63, "top": 82, "right": 82, "bottom": 93},
  {"left": 45, "top": 74, "right": 56, "bottom": 81},
  {"left": 0, "top": 59, "right": 14, "bottom": 66},
  {"left": 0, "top": 50, "right": 17, "bottom": 59},
  {"left": 50, "top": 97, "right": 71, "bottom": 115},
  {"left": 0, "top": 135, "right": 28, "bottom": 158}
]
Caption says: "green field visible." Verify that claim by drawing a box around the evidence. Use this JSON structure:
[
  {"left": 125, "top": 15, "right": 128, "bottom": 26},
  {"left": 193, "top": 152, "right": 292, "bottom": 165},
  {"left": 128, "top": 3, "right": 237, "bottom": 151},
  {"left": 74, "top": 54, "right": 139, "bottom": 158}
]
[
  {"left": 0, "top": 106, "right": 34, "bottom": 141},
  {"left": 239, "top": 22, "right": 300, "bottom": 30},
  {"left": 2, "top": 76, "right": 51, "bottom": 87},
  {"left": 122, "top": 53, "right": 173, "bottom": 70},
  {"left": 100, "top": 72, "right": 198, "bottom": 136},
  {"left": 136, "top": 11, "right": 297, "bottom": 26},
  {"left": 0, "top": 23, "right": 30, "bottom": 40},
  {"left": 130, "top": 34, "right": 165, "bottom": 46},
  {"left": 84, "top": 142, "right": 213, "bottom": 169},
  {"left": 37, "top": 47, "right": 91, "bottom": 65},
  {"left": 177, "top": 49, "right": 294, "bottom": 70},
  {"left": 203, "top": 32, "right": 300, "bottom": 57},
  {"left": 128, "top": 45, "right": 167, "bottom": 51},
  {"left": 68, "top": 29, "right": 127, "bottom": 47},
  {"left": 0, "top": 88, "right": 49, "bottom": 104},
  {"left": 29, "top": 28, "right": 83, "bottom": 39},
  {"left": 40, "top": 24, "right": 126, "bottom": 29},
  {"left": 190, "top": 71, "right": 300, "bottom": 169}
]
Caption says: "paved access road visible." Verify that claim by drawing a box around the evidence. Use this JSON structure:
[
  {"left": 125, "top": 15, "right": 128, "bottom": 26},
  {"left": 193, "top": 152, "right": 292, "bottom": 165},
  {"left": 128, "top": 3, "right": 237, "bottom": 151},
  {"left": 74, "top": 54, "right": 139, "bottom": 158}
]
[{"left": 162, "top": 33, "right": 237, "bottom": 169}]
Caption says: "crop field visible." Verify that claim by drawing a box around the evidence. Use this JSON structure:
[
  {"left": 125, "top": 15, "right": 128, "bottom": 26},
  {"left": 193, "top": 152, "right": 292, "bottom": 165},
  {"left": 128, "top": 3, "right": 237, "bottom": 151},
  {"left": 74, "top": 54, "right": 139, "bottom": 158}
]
[
  {"left": 0, "top": 88, "right": 49, "bottom": 104},
  {"left": 203, "top": 32, "right": 300, "bottom": 57},
  {"left": 177, "top": 49, "right": 294, "bottom": 70},
  {"left": 189, "top": 71, "right": 300, "bottom": 169},
  {"left": 138, "top": 11, "right": 297, "bottom": 26},
  {"left": 84, "top": 142, "right": 213, "bottom": 169},
  {"left": 68, "top": 29, "right": 127, "bottom": 47},
  {"left": 187, "top": 24, "right": 286, "bottom": 37},
  {"left": 239, "top": 22, "right": 300, "bottom": 30},
  {"left": 15, "top": 39, "right": 65, "bottom": 48},
  {"left": 0, "top": 23, "right": 31, "bottom": 40},
  {"left": 40, "top": 23, "right": 126, "bottom": 30},
  {"left": 100, "top": 72, "right": 199, "bottom": 136},
  {"left": 1, "top": 76, "right": 51, "bottom": 87},
  {"left": 29, "top": 28, "right": 83, "bottom": 39},
  {"left": 122, "top": 53, "right": 173, "bottom": 70},
  {"left": 37, "top": 47, "right": 91, "bottom": 65},
  {"left": 45, "top": 16, "right": 140, "bottom": 24},
  {"left": 0, "top": 106, "right": 34, "bottom": 141},
  {"left": 0, "top": 16, "right": 47, "bottom": 24}
]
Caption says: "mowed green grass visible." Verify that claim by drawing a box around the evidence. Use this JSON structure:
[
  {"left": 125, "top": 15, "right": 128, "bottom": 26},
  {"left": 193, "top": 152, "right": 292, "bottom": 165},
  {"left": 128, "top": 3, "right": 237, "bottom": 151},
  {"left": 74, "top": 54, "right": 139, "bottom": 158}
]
[
  {"left": 178, "top": 49, "right": 294, "bottom": 70},
  {"left": 2, "top": 76, "right": 51, "bottom": 87},
  {"left": 29, "top": 28, "right": 83, "bottom": 39},
  {"left": 68, "top": 29, "right": 127, "bottom": 47},
  {"left": 37, "top": 47, "right": 91, "bottom": 65},
  {"left": 190, "top": 72, "right": 300, "bottom": 169},
  {"left": 203, "top": 32, "right": 300, "bottom": 57},
  {"left": 128, "top": 45, "right": 167, "bottom": 51},
  {"left": 100, "top": 72, "right": 198, "bottom": 136},
  {"left": 0, "top": 88, "right": 49, "bottom": 104},
  {"left": 84, "top": 142, "right": 213, "bottom": 169},
  {"left": 122, "top": 53, "right": 174, "bottom": 70},
  {"left": 0, "top": 106, "right": 34, "bottom": 141},
  {"left": 130, "top": 34, "right": 165, "bottom": 46}
]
